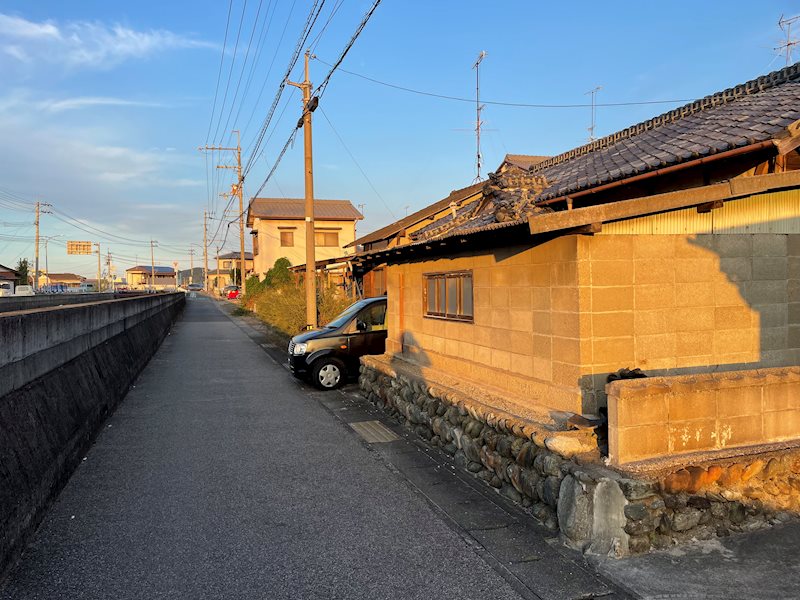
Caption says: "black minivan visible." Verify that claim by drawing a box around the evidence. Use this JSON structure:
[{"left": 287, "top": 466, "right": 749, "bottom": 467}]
[{"left": 288, "top": 297, "right": 387, "bottom": 390}]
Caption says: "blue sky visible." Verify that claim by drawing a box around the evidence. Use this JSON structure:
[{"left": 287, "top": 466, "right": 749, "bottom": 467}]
[{"left": 0, "top": 0, "right": 797, "bottom": 277}]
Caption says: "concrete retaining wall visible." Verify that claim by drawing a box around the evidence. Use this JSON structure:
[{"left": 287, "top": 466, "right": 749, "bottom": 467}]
[
  {"left": 0, "top": 292, "right": 115, "bottom": 313},
  {"left": 0, "top": 293, "right": 184, "bottom": 578},
  {"left": 607, "top": 366, "right": 800, "bottom": 465}
]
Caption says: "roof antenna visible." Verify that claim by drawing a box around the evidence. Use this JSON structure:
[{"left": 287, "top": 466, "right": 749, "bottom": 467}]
[
  {"left": 585, "top": 86, "right": 602, "bottom": 142},
  {"left": 777, "top": 15, "right": 800, "bottom": 66},
  {"left": 473, "top": 51, "right": 487, "bottom": 182}
]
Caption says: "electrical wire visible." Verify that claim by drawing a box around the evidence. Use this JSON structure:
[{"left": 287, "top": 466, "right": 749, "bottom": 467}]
[
  {"left": 240, "top": 0, "right": 298, "bottom": 153},
  {"left": 317, "top": 105, "right": 395, "bottom": 219},
  {"left": 243, "top": 0, "right": 326, "bottom": 178},
  {"left": 313, "top": 0, "right": 383, "bottom": 100},
  {"left": 314, "top": 59, "right": 694, "bottom": 108},
  {"left": 205, "top": 0, "right": 235, "bottom": 144},
  {"left": 219, "top": 0, "right": 265, "bottom": 138},
  {"left": 212, "top": 0, "right": 250, "bottom": 145}
]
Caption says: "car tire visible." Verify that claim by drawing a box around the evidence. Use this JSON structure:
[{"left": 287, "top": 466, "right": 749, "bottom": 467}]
[{"left": 311, "top": 357, "right": 346, "bottom": 390}]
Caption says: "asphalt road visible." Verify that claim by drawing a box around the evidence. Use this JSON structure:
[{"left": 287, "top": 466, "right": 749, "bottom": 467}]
[{"left": 0, "top": 295, "right": 622, "bottom": 600}]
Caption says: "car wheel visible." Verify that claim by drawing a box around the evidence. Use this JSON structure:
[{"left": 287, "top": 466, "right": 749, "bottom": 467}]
[{"left": 311, "top": 357, "right": 346, "bottom": 390}]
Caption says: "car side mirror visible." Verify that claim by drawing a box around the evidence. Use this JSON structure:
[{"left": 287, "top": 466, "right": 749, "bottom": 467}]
[{"left": 356, "top": 320, "right": 367, "bottom": 332}]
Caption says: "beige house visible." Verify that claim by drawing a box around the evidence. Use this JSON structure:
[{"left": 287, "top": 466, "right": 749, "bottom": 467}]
[
  {"left": 359, "top": 63, "right": 800, "bottom": 464},
  {"left": 37, "top": 272, "right": 85, "bottom": 290},
  {"left": 247, "top": 198, "right": 362, "bottom": 276},
  {"left": 125, "top": 265, "right": 176, "bottom": 290}
]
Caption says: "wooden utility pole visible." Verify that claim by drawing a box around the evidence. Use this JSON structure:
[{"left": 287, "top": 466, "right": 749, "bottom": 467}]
[
  {"left": 150, "top": 240, "right": 157, "bottom": 290},
  {"left": 94, "top": 243, "right": 101, "bottom": 292},
  {"left": 201, "top": 131, "right": 246, "bottom": 295},
  {"left": 288, "top": 50, "right": 318, "bottom": 329},
  {"left": 203, "top": 210, "right": 209, "bottom": 291}
]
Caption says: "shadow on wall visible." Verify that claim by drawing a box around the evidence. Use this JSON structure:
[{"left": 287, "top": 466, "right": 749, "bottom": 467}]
[
  {"left": 579, "top": 231, "right": 800, "bottom": 412},
  {"left": 391, "top": 331, "right": 432, "bottom": 371}
]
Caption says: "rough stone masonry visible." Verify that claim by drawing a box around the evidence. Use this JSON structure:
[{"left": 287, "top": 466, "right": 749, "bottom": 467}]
[{"left": 360, "top": 356, "right": 800, "bottom": 556}]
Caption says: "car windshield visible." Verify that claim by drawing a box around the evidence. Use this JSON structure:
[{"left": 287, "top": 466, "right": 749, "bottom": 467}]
[{"left": 324, "top": 299, "right": 374, "bottom": 329}]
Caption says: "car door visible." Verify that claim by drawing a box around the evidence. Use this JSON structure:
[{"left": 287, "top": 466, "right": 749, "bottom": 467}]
[{"left": 347, "top": 301, "right": 388, "bottom": 358}]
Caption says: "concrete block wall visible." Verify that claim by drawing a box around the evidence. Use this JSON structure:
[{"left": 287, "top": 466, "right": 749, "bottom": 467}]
[
  {"left": 385, "top": 237, "right": 585, "bottom": 414},
  {"left": 0, "top": 293, "right": 184, "bottom": 579},
  {"left": 577, "top": 234, "right": 800, "bottom": 411},
  {"left": 607, "top": 366, "right": 800, "bottom": 465}
]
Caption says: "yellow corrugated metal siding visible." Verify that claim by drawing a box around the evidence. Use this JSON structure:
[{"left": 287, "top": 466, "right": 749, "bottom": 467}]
[{"left": 600, "top": 188, "right": 800, "bottom": 235}]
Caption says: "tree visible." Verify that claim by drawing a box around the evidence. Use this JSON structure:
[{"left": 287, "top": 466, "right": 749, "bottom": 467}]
[
  {"left": 264, "top": 257, "right": 292, "bottom": 287},
  {"left": 230, "top": 267, "right": 241, "bottom": 285},
  {"left": 15, "top": 258, "right": 29, "bottom": 285}
]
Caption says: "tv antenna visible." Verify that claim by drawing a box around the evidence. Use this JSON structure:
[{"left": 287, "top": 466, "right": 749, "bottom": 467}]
[
  {"left": 585, "top": 86, "right": 602, "bottom": 142},
  {"left": 473, "top": 51, "right": 487, "bottom": 182},
  {"left": 777, "top": 15, "right": 800, "bottom": 66}
]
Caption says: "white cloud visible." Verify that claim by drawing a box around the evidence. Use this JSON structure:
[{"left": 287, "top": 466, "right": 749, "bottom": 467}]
[
  {"left": 37, "top": 96, "right": 163, "bottom": 113},
  {"left": 0, "top": 12, "right": 214, "bottom": 70}
]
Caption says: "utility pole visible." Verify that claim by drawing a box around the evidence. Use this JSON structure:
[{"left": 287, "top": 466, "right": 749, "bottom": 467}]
[
  {"left": 203, "top": 210, "right": 209, "bottom": 291},
  {"left": 34, "top": 201, "right": 40, "bottom": 290},
  {"left": 216, "top": 246, "right": 221, "bottom": 289},
  {"left": 200, "top": 131, "right": 246, "bottom": 296},
  {"left": 472, "top": 51, "right": 487, "bottom": 183},
  {"left": 188, "top": 248, "right": 195, "bottom": 284},
  {"left": 586, "top": 86, "right": 602, "bottom": 142},
  {"left": 777, "top": 15, "right": 800, "bottom": 66},
  {"left": 288, "top": 50, "right": 319, "bottom": 329},
  {"left": 94, "top": 242, "right": 101, "bottom": 292},
  {"left": 150, "top": 240, "right": 158, "bottom": 290},
  {"left": 107, "top": 251, "right": 115, "bottom": 292}
]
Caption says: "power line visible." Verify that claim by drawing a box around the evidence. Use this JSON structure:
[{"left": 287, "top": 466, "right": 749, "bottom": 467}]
[
  {"left": 309, "top": 0, "right": 345, "bottom": 53},
  {"left": 231, "top": 0, "right": 280, "bottom": 134},
  {"left": 205, "top": 0, "right": 235, "bottom": 144},
  {"left": 239, "top": 0, "right": 299, "bottom": 153},
  {"left": 318, "top": 106, "right": 395, "bottom": 219},
  {"left": 243, "top": 0, "right": 326, "bottom": 178},
  {"left": 314, "top": 59, "right": 695, "bottom": 109},
  {"left": 211, "top": 0, "right": 250, "bottom": 145},
  {"left": 313, "top": 0, "right": 383, "bottom": 100},
  {"left": 219, "top": 0, "right": 266, "bottom": 138}
]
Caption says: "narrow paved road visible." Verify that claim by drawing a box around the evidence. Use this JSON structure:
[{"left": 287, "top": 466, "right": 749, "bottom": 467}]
[{"left": 1, "top": 296, "right": 530, "bottom": 600}]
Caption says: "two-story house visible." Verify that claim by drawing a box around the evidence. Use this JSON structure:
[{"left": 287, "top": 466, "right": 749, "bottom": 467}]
[
  {"left": 246, "top": 198, "right": 363, "bottom": 277},
  {"left": 125, "top": 265, "right": 176, "bottom": 290}
]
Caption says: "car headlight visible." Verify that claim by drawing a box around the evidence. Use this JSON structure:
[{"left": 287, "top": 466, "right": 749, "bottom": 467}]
[{"left": 292, "top": 343, "right": 307, "bottom": 355}]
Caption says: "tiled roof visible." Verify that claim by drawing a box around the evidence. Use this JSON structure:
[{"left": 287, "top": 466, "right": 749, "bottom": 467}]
[
  {"left": 348, "top": 182, "right": 484, "bottom": 248},
  {"left": 500, "top": 154, "right": 550, "bottom": 170},
  {"left": 247, "top": 198, "right": 363, "bottom": 225},
  {"left": 43, "top": 273, "right": 84, "bottom": 282},
  {"left": 126, "top": 265, "right": 175, "bottom": 275},
  {"left": 218, "top": 251, "right": 254, "bottom": 260},
  {"left": 415, "top": 62, "right": 800, "bottom": 241}
]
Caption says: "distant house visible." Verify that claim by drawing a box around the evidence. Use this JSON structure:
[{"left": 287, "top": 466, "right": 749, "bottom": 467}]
[
  {"left": 125, "top": 265, "right": 176, "bottom": 290},
  {"left": 358, "top": 62, "right": 800, "bottom": 430},
  {"left": 217, "top": 251, "right": 254, "bottom": 276},
  {"left": 207, "top": 268, "right": 230, "bottom": 291},
  {"left": 0, "top": 263, "right": 19, "bottom": 294},
  {"left": 246, "top": 198, "right": 362, "bottom": 277},
  {"left": 38, "top": 272, "right": 85, "bottom": 290}
]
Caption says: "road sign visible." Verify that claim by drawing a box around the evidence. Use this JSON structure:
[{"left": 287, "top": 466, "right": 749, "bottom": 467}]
[{"left": 66, "top": 241, "right": 93, "bottom": 255}]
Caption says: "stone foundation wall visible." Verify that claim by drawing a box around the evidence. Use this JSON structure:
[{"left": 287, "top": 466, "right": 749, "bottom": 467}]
[{"left": 360, "top": 356, "right": 800, "bottom": 556}]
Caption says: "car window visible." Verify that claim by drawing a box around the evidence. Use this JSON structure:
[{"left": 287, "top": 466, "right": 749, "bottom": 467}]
[
  {"left": 357, "top": 302, "right": 386, "bottom": 332},
  {"left": 326, "top": 299, "right": 372, "bottom": 329}
]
